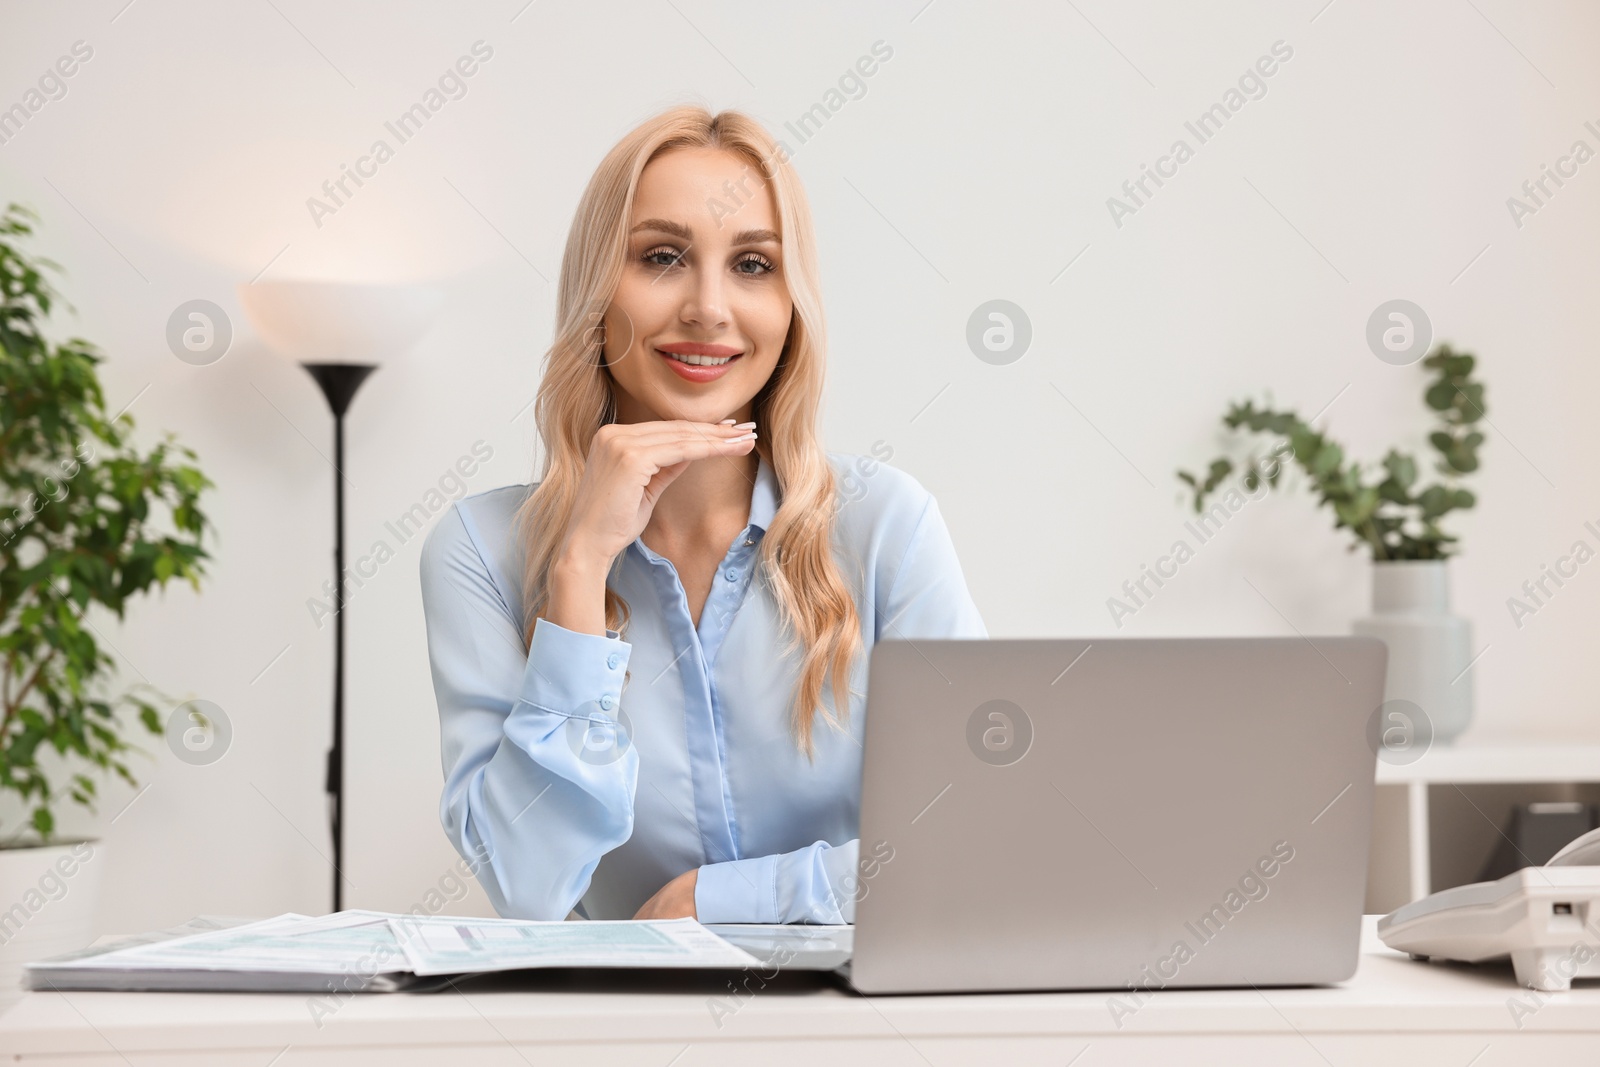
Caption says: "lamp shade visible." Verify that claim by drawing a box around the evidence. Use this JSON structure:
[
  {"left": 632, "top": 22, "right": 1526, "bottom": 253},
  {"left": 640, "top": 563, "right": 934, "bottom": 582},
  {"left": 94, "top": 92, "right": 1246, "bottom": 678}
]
[{"left": 236, "top": 280, "right": 444, "bottom": 363}]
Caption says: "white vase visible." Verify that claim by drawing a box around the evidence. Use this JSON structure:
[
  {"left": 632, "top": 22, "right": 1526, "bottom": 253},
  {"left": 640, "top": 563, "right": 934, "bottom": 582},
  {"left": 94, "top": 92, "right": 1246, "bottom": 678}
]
[
  {"left": 0, "top": 838, "right": 103, "bottom": 1000},
  {"left": 1352, "top": 560, "right": 1474, "bottom": 744}
]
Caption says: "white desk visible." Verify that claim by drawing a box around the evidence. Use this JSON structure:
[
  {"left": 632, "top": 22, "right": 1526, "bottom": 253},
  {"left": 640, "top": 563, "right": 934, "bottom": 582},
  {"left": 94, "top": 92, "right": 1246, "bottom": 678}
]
[{"left": 2, "top": 918, "right": 1597, "bottom": 1065}]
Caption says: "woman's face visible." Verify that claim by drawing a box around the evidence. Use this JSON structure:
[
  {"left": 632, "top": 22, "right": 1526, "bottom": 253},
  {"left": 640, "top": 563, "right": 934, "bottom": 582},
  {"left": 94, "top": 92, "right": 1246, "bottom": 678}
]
[{"left": 602, "top": 146, "right": 791, "bottom": 426}]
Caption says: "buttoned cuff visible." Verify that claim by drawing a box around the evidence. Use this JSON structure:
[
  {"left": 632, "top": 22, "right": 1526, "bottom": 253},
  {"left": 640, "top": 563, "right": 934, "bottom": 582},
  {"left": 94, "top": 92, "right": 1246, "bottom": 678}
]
[
  {"left": 520, "top": 617, "right": 631, "bottom": 718},
  {"left": 694, "top": 854, "right": 779, "bottom": 924}
]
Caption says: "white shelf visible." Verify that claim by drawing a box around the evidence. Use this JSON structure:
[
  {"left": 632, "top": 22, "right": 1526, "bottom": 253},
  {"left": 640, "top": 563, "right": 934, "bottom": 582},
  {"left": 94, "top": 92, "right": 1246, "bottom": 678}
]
[
  {"left": 1375, "top": 741, "right": 1600, "bottom": 784},
  {"left": 1366, "top": 741, "right": 1600, "bottom": 916}
]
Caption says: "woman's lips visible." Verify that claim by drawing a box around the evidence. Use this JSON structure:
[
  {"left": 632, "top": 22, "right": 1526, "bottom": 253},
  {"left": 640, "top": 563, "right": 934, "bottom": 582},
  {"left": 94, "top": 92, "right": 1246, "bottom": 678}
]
[{"left": 656, "top": 345, "right": 743, "bottom": 383}]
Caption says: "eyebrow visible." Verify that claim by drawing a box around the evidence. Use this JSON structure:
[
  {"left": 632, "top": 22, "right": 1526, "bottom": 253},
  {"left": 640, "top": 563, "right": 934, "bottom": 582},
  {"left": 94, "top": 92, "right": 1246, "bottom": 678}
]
[{"left": 630, "top": 218, "right": 780, "bottom": 246}]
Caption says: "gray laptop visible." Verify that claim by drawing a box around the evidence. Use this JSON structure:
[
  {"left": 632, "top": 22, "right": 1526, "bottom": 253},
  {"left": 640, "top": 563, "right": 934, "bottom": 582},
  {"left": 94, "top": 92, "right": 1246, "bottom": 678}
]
[{"left": 708, "top": 636, "right": 1387, "bottom": 995}]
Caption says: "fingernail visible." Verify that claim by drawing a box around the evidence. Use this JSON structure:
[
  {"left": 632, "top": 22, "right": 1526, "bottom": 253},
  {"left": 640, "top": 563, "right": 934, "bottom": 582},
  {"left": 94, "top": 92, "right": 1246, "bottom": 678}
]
[
  {"left": 726, "top": 431, "right": 756, "bottom": 443},
  {"left": 733, "top": 421, "right": 756, "bottom": 430},
  {"left": 719, "top": 419, "right": 737, "bottom": 425}
]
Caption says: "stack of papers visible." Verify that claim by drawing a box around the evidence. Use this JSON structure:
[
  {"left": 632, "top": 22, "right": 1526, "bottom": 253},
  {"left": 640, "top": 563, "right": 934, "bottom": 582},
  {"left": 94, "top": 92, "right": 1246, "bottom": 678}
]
[{"left": 26, "top": 910, "right": 764, "bottom": 994}]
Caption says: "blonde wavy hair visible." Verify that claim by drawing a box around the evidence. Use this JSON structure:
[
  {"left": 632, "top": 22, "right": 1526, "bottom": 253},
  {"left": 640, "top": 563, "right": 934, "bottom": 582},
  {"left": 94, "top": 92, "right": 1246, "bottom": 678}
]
[{"left": 512, "top": 105, "right": 861, "bottom": 761}]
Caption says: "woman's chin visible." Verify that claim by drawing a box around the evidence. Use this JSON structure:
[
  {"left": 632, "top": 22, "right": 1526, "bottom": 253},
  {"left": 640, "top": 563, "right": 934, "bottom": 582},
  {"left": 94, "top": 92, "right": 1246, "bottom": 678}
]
[{"left": 651, "top": 380, "right": 753, "bottom": 417}]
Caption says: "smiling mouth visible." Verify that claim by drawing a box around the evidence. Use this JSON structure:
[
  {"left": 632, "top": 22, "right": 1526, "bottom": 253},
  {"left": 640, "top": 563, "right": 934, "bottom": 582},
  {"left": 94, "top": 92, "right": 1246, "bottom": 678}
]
[{"left": 656, "top": 349, "right": 743, "bottom": 366}]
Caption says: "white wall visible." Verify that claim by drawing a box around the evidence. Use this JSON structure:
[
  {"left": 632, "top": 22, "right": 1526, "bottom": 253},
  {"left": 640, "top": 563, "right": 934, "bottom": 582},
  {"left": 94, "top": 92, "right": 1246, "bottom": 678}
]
[{"left": 1, "top": 0, "right": 1596, "bottom": 935}]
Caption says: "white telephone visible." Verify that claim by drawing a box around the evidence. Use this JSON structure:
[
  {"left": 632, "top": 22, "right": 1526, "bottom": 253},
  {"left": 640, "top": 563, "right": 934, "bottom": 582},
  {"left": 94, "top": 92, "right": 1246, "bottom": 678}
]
[{"left": 1378, "top": 826, "right": 1600, "bottom": 991}]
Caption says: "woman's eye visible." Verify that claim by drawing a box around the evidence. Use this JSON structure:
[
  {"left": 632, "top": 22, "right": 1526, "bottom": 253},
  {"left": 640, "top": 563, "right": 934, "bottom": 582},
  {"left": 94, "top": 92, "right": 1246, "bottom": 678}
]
[
  {"left": 642, "top": 246, "right": 682, "bottom": 269},
  {"left": 734, "top": 253, "right": 775, "bottom": 275}
]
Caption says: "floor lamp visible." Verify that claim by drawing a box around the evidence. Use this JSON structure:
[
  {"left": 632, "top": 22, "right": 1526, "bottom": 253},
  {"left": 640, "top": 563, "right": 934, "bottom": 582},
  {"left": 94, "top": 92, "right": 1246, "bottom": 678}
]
[{"left": 237, "top": 280, "right": 443, "bottom": 912}]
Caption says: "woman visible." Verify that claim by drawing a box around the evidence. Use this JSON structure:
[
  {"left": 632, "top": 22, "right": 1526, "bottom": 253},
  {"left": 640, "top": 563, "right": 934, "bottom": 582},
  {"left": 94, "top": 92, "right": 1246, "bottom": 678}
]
[{"left": 419, "top": 105, "right": 985, "bottom": 925}]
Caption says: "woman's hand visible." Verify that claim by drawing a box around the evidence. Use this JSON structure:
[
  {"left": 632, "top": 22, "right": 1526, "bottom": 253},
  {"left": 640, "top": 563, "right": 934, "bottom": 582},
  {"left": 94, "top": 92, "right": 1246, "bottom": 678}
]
[
  {"left": 633, "top": 867, "right": 698, "bottom": 920},
  {"left": 563, "top": 419, "right": 756, "bottom": 568},
  {"left": 547, "top": 419, "right": 756, "bottom": 636}
]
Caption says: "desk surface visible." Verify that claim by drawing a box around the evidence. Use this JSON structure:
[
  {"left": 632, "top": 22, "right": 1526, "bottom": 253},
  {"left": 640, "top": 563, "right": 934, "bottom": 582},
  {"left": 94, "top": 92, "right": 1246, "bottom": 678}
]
[{"left": 2, "top": 917, "right": 1598, "bottom": 1065}]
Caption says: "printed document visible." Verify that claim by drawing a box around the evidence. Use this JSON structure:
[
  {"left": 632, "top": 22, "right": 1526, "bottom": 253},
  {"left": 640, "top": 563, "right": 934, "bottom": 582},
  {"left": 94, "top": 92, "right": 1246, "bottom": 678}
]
[
  {"left": 37, "top": 910, "right": 761, "bottom": 978},
  {"left": 388, "top": 914, "right": 762, "bottom": 975}
]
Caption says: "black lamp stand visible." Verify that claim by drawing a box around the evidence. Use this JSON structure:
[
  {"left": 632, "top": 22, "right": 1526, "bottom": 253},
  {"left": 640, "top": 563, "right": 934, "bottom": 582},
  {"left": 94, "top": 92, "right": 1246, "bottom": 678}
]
[{"left": 301, "top": 361, "right": 377, "bottom": 913}]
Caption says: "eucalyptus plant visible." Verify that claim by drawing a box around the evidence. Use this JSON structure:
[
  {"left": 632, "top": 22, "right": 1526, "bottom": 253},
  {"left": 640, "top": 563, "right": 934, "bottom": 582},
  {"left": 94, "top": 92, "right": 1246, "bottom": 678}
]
[
  {"left": 1, "top": 202, "right": 213, "bottom": 841},
  {"left": 1177, "top": 345, "right": 1486, "bottom": 561}
]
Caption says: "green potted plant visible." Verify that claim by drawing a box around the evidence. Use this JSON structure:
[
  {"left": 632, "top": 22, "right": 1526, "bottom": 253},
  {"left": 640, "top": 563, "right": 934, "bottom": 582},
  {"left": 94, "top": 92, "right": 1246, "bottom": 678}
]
[
  {"left": 1177, "top": 344, "right": 1486, "bottom": 742},
  {"left": 0, "top": 203, "right": 213, "bottom": 990}
]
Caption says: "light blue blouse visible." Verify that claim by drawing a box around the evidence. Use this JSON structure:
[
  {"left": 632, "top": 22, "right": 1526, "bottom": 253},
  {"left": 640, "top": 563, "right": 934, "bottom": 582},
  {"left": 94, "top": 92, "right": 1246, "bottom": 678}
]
[{"left": 418, "top": 450, "right": 986, "bottom": 924}]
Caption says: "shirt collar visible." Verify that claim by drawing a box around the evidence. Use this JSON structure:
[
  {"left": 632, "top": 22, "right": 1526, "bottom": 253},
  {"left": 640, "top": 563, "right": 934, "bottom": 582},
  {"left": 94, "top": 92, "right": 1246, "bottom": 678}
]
[{"left": 748, "top": 450, "right": 779, "bottom": 536}]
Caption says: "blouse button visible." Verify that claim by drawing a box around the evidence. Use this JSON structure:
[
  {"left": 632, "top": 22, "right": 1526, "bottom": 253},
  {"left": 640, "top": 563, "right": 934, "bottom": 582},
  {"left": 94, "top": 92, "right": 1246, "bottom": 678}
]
[
  {"left": 607, "top": 653, "right": 621, "bottom": 669},
  {"left": 599, "top": 695, "right": 615, "bottom": 711},
  {"left": 724, "top": 569, "right": 738, "bottom": 582}
]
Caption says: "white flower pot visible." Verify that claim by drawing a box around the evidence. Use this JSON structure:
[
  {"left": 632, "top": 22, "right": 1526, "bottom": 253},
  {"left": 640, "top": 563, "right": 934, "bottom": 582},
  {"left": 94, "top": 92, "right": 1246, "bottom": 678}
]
[
  {"left": 1352, "top": 559, "right": 1475, "bottom": 743},
  {"left": 0, "top": 839, "right": 103, "bottom": 999}
]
